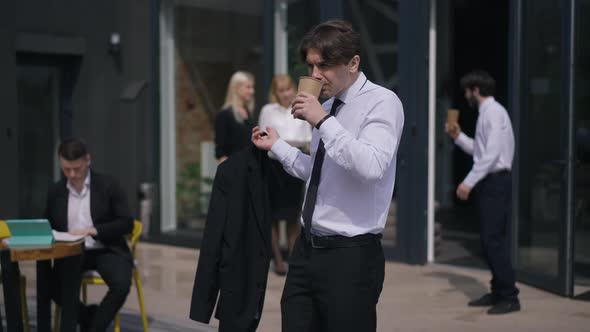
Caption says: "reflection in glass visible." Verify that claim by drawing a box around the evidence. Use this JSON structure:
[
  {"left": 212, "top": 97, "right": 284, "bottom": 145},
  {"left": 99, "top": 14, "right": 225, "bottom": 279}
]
[
  {"left": 172, "top": 2, "right": 265, "bottom": 232},
  {"left": 574, "top": 0, "right": 590, "bottom": 285},
  {"left": 517, "top": 0, "right": 563, "bottom": 277}
]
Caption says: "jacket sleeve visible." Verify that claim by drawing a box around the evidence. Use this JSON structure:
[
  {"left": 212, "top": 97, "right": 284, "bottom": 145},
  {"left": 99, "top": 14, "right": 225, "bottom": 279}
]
[
  {"left": 189, "top": 163, "right": 229, "bottom": 323},
  {"left": 93, "top": 178, "right": 134, "bottom": 242}
]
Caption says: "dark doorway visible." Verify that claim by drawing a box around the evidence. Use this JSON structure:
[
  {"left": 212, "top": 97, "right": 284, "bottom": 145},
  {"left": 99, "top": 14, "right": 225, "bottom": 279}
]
[
  {"left": 434, "top": 0, "right": 509, "bottom": 268},
  {"left": 16, "top": 64, "right": 60, "bottom": 217},
  {"left": 15, "top": 54, "right": 79, "bottom": 218}
]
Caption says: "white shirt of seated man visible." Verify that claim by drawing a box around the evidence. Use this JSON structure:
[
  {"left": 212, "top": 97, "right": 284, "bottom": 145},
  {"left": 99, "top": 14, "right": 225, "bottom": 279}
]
[{"left": 67, "top": 172, "right": 103, "bottom": 249}]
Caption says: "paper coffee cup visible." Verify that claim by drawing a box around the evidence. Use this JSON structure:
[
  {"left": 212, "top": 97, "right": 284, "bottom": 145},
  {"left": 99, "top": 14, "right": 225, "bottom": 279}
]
[
  {"left": 447, "top": 109, "right": 460, "bottom": 124},
  {"left": 298, "top": 76, "right": 323, "bottom": 98}
]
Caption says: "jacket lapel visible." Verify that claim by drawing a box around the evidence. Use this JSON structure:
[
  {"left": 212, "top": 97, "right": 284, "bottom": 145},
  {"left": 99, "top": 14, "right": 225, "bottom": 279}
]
[
  {"left": 90, "top": 171, "right": 99, "bottom": 224},
  {"left": 247, "top": 148, "right": 270, "bottom": 252},
  {"left": 55, "top": 179, "right": 69, "bottom": 231}
]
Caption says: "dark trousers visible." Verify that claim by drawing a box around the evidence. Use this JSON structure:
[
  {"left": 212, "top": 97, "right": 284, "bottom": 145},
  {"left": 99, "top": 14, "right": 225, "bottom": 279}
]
[
  {"left": 219, "top": 319, "right": 260, "bottom": 332},
  {"left": 51, "top": 255, "right": 84, "bottom": 332},
  {"left": 281, "top": 233, "right": 385, "bottom": 332},
  {"left": 476, "top": 172, "right": 519, "bottom": 301},
  {"left": 53, "top": 248, "right": 132, "bottom": 332}
]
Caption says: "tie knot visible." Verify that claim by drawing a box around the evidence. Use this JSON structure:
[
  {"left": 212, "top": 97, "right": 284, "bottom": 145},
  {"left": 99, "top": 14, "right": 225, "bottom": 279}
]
[{"left": 330, "top": 98, "right": 343, "bottom": 116}]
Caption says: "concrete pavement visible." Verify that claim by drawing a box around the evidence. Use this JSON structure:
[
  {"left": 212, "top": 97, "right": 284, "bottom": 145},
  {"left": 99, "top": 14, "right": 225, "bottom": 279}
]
[{"left": 14, "top": 242, "right": 590, "bottom": 331}]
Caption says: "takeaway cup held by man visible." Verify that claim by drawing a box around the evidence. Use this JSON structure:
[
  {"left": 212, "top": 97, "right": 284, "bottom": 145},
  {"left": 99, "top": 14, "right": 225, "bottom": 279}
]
[
  {"left": 447, "top": 108, "right": 460, "bottom": 125},
  {"left": 298, "top": 76, "right": 323, "bottom": 98},
  {"left": 445, "top": 109, "right": 461, "bottom": 139}
]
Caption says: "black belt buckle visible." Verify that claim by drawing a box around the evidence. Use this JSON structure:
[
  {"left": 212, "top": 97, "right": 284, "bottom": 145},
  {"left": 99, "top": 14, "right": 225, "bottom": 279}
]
[{"left": 310, "top": 235, "right": 326, "bottom": 249}]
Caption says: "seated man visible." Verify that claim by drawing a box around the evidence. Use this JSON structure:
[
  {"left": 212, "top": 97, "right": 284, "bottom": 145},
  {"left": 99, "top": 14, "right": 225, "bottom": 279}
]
[{"left": 45, "top": 138, "right": 133, "bottom": 332}]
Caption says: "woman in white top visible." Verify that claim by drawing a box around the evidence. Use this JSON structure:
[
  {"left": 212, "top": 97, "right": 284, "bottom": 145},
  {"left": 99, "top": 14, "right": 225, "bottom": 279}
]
[{"left": 258, "top": 74, "right": 312, "bottom": 275}]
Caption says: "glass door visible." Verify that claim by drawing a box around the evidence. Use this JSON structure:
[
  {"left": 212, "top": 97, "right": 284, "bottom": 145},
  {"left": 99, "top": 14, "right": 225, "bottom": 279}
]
[
  {"left": 515, "top": 0, "right": 574, "bottom": 295},
  {"left": 574, "top": 0, "right": 590, "bottom": 289}
]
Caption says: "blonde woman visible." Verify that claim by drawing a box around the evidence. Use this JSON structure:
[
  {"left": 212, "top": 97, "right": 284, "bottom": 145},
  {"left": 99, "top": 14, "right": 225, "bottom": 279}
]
[
  {"left": 258, "top": 74, "right": 312, "bottom": 275},
  {"left": 214, "top": 71, "right": 255, "bottom": 163}
]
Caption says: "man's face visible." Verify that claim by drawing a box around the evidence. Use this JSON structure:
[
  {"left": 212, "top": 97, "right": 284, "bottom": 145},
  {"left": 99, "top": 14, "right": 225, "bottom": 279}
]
[
  {"left": 464, "top": 87, "right": 478, "bottom": 108},
  {"left": 306, "top": 48, "right": 358, "bottom": 98},
  {"left": 59, "top": 154, "right": 90, "bottom": 186}
]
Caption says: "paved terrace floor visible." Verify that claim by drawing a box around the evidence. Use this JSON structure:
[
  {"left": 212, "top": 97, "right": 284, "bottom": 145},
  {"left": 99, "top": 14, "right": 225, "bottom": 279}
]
[{"left": 8, "top": 242, "right": 590, "bottom": 331}]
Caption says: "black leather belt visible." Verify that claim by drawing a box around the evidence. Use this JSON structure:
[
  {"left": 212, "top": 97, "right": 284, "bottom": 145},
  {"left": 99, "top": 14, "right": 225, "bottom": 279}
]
[
  {"left": 304, "top": 232, "right": 382, "bottom": 249},
  {"left": 489, "top": 169, "right": 511, "bottom": 176}
]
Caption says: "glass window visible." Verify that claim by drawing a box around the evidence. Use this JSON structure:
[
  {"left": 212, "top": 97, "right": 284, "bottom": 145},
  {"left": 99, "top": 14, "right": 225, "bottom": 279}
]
[
  {"left": 575, "top": 0, "right": 590, "bottom": 285},
  {"left": 433, "top": 0, "right": 509, "bottom": 267},
  {"left": 344, "top": 0, "right": 399, "bottom": 92},
  {"left": 161, "top": 1, "right": 266, "bottom": 234},
  {"left": 517, "top": 0, "right": 564, "bottom": 277},
  {"left": 287, "top": 0, "right": 321, "bottom": 79}
]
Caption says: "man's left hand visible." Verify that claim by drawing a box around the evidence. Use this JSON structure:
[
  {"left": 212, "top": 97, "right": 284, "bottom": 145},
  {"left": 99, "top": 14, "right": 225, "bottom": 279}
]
[
  {"left": 291, "top": 92, "right": 325, "bottom": 127},
  {"left": 69, "top": 227, "right": 97, "bottom": 237},
  {"left": 456, "top": 182, "right": 472, "bottom": 201}
]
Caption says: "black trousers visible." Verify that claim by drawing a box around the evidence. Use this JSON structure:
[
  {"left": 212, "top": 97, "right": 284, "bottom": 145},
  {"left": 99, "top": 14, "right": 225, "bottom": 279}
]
[
  {"left": 219, "top": 319, "right": 260, "bottom": 332},
  {"left": 281, "top": 233, "right": 385, "bottom": 332},
  {"left": 53, "top": 248, "right": 132, "bottom": 332},
  {"left": 51, "top": 255, "right": 84, "bottom": 332},
  {"left": 476, "top": 172, "right": 519, "bottom": 301}
]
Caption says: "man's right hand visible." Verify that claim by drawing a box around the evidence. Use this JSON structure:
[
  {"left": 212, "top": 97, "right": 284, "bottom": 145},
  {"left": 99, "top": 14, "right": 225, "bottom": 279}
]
[
  {"left": 252, "top": 126, "right": 279, "bottom": 151},
  {"left": 445, "top": 122, "right": 461, "bottom": 140}
]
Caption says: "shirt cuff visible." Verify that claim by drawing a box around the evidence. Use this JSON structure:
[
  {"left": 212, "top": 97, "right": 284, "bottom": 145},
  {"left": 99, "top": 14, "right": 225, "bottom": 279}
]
[
  {"left": 270, "top": 139, "right": 298, "bottom": 164},
  {"left": 454, "top": 132, "right": 469, "bottom": 146},
  {"left": 317, "top": 116, "right": 344, "bottom": 146},
  {"left": 463, "top": 172, "right": 482, "bottom": 189}
]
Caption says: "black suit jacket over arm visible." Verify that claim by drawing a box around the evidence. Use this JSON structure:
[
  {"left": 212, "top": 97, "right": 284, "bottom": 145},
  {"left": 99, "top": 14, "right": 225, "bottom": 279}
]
[{"left": 190, "top": 146, "right": 272, "bottom": 328}]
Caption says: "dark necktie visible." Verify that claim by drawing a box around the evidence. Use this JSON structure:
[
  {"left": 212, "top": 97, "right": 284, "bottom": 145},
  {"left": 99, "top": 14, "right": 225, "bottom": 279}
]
[{"left": 302, "top": 98, "right": 343, "bottom": 241}]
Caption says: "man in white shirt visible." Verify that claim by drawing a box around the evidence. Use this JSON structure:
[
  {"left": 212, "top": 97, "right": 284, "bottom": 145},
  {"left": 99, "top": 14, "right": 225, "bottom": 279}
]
[
  {"left": 252, "top": 20, "right": 404, "bottom": 332},
  {"left": 45, "top": 138, "right": 134, "bottom": 331},
  {"left": 445, "top": 70, "right": 520, "bottom": 314}
]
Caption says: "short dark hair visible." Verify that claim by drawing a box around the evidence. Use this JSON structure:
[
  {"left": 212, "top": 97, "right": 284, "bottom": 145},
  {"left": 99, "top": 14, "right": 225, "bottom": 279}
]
[
  {"left": 58, "top": 138, "right": 88, "bottom": 161},
  {"left": 299, "top": 20, "right": 361, "bottom": 67},
  {"left": 460, "top": 70, "right": 496, "bottom": 96}
]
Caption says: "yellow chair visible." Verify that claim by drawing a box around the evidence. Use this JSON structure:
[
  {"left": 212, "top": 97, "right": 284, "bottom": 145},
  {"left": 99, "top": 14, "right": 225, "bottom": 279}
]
[
  {"left": 54, "top": 220, "right": 148, "bottom": 332},
  {"left": 0, "top": 220, "right": 29, "bottom": 331}
]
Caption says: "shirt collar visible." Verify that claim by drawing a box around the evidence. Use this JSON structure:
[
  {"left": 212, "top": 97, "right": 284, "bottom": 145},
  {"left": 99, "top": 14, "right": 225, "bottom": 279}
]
[
  {"left": 335, "top": 72, "right": 367, "bottom": 105},
  {"left": 478, "top": 96, "right": 495, "bottom": 113},
  {"left": 67, "top": 171, "right": 91, "bottom": 196}
]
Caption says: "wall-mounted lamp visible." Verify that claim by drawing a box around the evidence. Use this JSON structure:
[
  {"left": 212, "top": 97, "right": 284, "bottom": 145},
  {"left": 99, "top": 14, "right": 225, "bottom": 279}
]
[{"left": 109, "top": 32, "right": 121, "bottom": 55}]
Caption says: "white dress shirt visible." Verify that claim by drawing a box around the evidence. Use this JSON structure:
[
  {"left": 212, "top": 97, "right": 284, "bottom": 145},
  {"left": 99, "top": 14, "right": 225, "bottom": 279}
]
[
  {"left": 454, "top": 97, "right": 515, "bottom": 188},
  {"left": 67, "top": 172, "right": 103, "bottom": 249},
  {"left": 271, "top": 72, "right": 404, "bottom": 237},
  {"left": 259, "top": 102, "right": 312, "bottom": 148}
]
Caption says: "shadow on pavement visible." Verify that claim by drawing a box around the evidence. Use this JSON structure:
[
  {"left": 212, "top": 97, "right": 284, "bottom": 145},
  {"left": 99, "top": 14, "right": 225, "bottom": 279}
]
[{"left": 425, "top": 271, "right": 489, "bottom": 301}]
